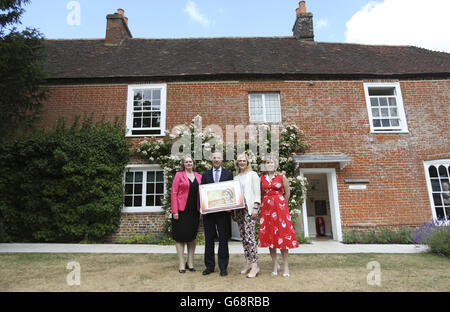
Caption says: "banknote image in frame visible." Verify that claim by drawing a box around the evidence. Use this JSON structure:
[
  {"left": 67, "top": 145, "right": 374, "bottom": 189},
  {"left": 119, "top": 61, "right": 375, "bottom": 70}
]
[{"left": 199, "top": 180, "right": 245, "bottom": 214}]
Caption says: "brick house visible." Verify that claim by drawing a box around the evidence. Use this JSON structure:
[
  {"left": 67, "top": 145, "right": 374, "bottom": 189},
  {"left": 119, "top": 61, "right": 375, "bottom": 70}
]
[{"left": 41, "top": 2, "right": 450, "bottom": 241}]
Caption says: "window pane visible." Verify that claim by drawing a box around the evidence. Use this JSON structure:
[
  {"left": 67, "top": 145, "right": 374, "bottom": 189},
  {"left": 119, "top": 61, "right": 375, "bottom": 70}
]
[
  {"left": 370, "top": 98, "right": 379, "bottom": 106},
  {"left": 143, "top": 89, "right": 152, "bottom": 100},
  {"left": 152, "top": 112, "right": 161, "bottom": 128},
  {"left": 148, "top": 171, "right": 155, "bottom": 182},
  {"left": 135, "top": 172, "right": 143, "bottom": 182},
  {"left": 156, "top": 183, "right": 164, "bottom": 193},
  {"left": 156, "top": 171, "right": 164, "bottom": 182},
  {"left": 153, "top": 89, "right": 161, "bottom": 100},
  {"left": 438, "top": 165, "right": 448, "bottom": 177},
  {"left": 372, "top": 108, "right": 380, "bottom": 117},
  {"left": 369, "top": 87, "right": 395, "bottom": 96},
  {"left": 125, "top": 172, "right": 133, "bottom": 182},
  {"left": 134, "top": 196, "right": 142, "bottom": 207},
  {"left": 134, "top": 101, "right": 142, "bottom": 110},
  {"left": 249, "top": 94, "right": 264, "bottom": 122},
  {"left": 134, "top": 91, "right": 143, "bottom": 101},
  {"left": 390, "top": 108, "right": 398, "bottom": 117},
  {"left": 373, "top": 119, "right": 381, "bottom": 127},
  {"left": 429, "top": 166, "right": 438, "bottom": 177},
  {"left": 146, "top": 195, "right": 155, "bottom": 206},
  {"left": 388, "top": 97, "right": 397, "bottom": 106},
  {"left": 142, "top": 100, "right": 151, "bottom": 110},
  {"left": 143, "top": 118, "right": 151, "bottom": 128},
  {"left": 381, "top": 108, "right": 389, "bottom": 117},
  {"left": 431, "top": 179, "right": 441, "bottom": 191},
  {"left": 381, "top": 119, "right": 390, "bottom": 127},
  {"left": 152, "top": 100, "right": 161, "bottom": 111},
  {"left": 436, "top": 207, "right": 445, "bottom": 219},
  {"left": 147, "top": 183, "right": 155, "bottom": 193},
  {"left": 433, "top": 193, "right": 442, "bottom": 206},
  {"left": 155, "top": 195, "right": 163, "bottom": 206},
  {"left": 125, "top": 184, "right": 133, "bottom": 195},
  {"left": 379, "top": 98, "right": 388, "bottom": 106},
  {"left": 391, "top": 119, "right": 400, "bottom": 127},
  {"left": 445, "top": 208, "right": 450, "bottom": 220},
  {"left": 124, "top": 196, "right": 133, "bottom": 207},
  {"left": 134, "top": 183, "right": 142, "bottom": 194},
  {"left": 133, "top": 118, "right": 142, "bottom": 128}
]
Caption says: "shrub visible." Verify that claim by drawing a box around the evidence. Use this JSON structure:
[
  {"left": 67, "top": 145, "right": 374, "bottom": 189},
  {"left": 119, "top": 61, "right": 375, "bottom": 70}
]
[
  {"left": 343, "top": 227, "right": 414, "bottom": 244},
  {"left": 0, "top": 116, "right": 130, "bottom": 242},
  {"left": 414, "top": 219, "right": 450, "bottom": 257}
]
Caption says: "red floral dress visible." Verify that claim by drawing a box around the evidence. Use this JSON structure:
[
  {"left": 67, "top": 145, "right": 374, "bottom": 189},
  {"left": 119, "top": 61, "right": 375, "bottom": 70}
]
[{"left": 258, "top": 174, "right": 299, "bottom": 249}]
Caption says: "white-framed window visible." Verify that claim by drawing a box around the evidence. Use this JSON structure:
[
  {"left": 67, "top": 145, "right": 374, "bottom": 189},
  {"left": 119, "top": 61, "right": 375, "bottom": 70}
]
[
  {"left": 122, "top": 164, "right": 165, "bottom": 213},
  {"left": 248, "top": 92, "right": 282, "bottom": 123},
  {"left": 424, "top": 159, "right": 450, "bottom": 221},
  {"left": 363, "top": 82, "right": 408, "bottom": 133},
  {"left": 126, "top": 84, "right": 166, "bottom": 137}
]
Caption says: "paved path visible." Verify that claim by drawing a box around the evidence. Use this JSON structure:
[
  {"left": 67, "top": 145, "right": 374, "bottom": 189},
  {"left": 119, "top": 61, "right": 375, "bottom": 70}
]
[{"left": 0, "top": 240, "right": 428, "bottom": 254}]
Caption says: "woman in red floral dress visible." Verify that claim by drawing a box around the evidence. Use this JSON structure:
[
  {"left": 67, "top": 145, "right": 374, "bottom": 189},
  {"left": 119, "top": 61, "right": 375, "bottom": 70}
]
[{"left": 258, "top": 155, "right": 299, "bottom": 277}]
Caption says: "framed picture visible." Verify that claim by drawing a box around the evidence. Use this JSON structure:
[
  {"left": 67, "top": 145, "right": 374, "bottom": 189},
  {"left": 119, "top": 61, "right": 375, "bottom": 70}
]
[{"left": 199, "top": 180, "right": 245, "bottom": 214}]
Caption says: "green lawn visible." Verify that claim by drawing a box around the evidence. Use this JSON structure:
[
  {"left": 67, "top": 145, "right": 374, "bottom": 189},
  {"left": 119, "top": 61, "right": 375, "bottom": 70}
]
[{"left": 0, "top": 253, "right": 448, "bottom": 292}]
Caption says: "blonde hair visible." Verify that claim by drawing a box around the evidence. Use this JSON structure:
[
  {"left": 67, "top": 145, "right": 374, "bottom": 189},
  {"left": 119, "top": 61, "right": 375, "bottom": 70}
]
[
  {"left": 180, "top": 155, "right": 195, "bottom": 171},
  {"left": 261, "top": 154, "right": 280, "bottom": 175},
  {"left": 235, "top": 153, "right": 251, "bottom": 174}
]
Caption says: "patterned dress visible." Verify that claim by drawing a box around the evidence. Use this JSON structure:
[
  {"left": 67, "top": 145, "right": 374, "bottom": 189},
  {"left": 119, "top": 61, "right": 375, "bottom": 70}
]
[{"left": 258, "top": 174, "right": 299, "bottom": 249}]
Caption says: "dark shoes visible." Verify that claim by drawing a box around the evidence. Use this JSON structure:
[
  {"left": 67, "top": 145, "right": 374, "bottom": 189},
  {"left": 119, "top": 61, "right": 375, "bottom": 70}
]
[
  {"left": 186, "top": 262, "right": 196, "bottom": 272},
  {"left": 202, "top": 268, "right": 227, "bottom": 276},
  {"left": 180, "top": 262, "right": 195, "bottom": 273},
  {"left": 202, "top": 268, "right": 214, "bottom": 275}
]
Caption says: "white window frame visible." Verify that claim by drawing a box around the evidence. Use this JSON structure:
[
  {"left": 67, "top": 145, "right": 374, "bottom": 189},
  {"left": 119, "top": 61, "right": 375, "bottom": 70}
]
[
  {"left": 126, "top": 84, "right": 167, "bottom": 137},
  {"left": 423, "top": 159, "right": 450, "bottom": 221},
  {"left": 122, "top": 164, "right": 165, "bottom": 213},
  {"left": 363, "top": 82, "right": 409, "bottom": 133},
  {"left": 248, "top": 92, "right": 282, "bottom": 124}
]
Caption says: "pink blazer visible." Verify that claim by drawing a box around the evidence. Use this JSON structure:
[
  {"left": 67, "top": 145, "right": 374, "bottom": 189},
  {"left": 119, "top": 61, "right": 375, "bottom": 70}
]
[{"left": 171, "top": 171, "right": 202, "bottom": 214}]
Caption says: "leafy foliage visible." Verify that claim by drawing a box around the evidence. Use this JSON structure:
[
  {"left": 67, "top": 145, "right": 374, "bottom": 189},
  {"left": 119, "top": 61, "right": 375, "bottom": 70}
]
[
  {"left": 343, "top": 227, "right": 414, "bottom": 244},
  {"left": 0, "top": 0, "right": 49, "bottom": 139},
  {"left": 0, "top": 116, "right": 130, "bottom": 242},
  {"left": 414, "top": 219, "right": 450, "bottom": 257}
]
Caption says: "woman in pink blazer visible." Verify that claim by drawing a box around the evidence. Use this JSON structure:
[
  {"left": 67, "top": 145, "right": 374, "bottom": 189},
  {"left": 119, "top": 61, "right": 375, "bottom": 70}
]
[{"left": 171, "top": 155, "right": 202, "bottom": 273}]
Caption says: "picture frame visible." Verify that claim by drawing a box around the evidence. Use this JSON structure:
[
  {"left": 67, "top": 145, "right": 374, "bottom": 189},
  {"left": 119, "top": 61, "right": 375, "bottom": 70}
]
[{"left": 199, "top": 180, "right": 245, "bottom": 214}]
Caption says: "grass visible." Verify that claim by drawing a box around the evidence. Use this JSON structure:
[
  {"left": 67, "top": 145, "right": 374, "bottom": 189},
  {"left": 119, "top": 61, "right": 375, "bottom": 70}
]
[{"left": 0, "top": 252, "right": 449, "bottom": 292}]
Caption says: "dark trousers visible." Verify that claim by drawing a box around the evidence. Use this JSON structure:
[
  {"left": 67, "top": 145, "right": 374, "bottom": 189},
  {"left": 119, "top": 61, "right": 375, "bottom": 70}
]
[{"left": 203, "top": 211, "right": 230, "bottom": 272}]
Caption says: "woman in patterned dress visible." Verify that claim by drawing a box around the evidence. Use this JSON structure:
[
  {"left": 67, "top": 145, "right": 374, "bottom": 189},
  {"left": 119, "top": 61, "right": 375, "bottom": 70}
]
[
  {"left": 259, "top": 155, "right": 299, "bottom": 277},
  {"left": 232, "top": 153, "right": 261, "bottom": 278}
]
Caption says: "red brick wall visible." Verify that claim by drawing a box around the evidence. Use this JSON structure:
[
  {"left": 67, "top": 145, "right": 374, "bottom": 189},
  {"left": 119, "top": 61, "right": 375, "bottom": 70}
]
[{"left": 41, "top": 79, "right": 450, "bottom": 236}]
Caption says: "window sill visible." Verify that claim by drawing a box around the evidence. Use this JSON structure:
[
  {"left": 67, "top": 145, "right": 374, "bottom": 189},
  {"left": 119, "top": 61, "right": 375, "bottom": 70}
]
[
  {"left": 121, "top": 207, "right": 164, "bottom": 213},
  {"left": 369, "top": 130, "right": 409, "bottom": 134}
]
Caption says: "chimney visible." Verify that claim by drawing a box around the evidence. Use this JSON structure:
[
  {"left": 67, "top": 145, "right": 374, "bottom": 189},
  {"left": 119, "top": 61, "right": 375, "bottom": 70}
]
[
  {"left": 292, "top": 1, "right": 314, "bottom": 41},
  {"left": 105, "top": 8, "right": 132, "bottom": 46}
]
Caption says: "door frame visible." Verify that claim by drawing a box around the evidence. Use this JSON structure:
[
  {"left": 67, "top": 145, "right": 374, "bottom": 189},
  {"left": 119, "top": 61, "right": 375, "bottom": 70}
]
[{"left": 300, "top": 168, "right": 343, "bottom": 241}]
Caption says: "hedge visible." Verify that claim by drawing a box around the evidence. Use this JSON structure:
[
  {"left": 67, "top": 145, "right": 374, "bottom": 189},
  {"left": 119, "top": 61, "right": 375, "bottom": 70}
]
[{"left": 0, "top": 116, "right": 130, "bottom": 242}]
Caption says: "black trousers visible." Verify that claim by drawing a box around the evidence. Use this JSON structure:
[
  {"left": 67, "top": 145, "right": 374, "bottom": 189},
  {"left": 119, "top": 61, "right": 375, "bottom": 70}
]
[{"left": 203, "top": 211, "right": 230, "bottom": 272}]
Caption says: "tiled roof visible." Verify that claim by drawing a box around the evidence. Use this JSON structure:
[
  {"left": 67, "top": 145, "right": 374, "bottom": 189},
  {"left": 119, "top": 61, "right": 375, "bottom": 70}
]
[{"left": 44, "top": 37, "right": 450, "bottom": 80}]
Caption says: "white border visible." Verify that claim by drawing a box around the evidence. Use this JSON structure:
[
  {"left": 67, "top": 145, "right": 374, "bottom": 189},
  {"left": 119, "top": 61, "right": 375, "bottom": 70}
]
[
  {"left": 122, "top": 164, "right": 165, "bottom": 213},
  {"left": 363, "top": 82, "right": 409, "bottom": 134},
  {"left": 423, "top": 159, "right": 450, "bottom": 220},
  {"left": 299, "top": 168, "right": 343, "bottom": 241},
  {"left": 126, "top": 84, "right": 167, "bottom": 137}
]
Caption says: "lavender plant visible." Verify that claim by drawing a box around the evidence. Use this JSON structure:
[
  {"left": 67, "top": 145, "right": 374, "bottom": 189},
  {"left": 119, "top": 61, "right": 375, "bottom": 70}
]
[{"left": 413, "top": 218, "right": 450, "bottom": 257}]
